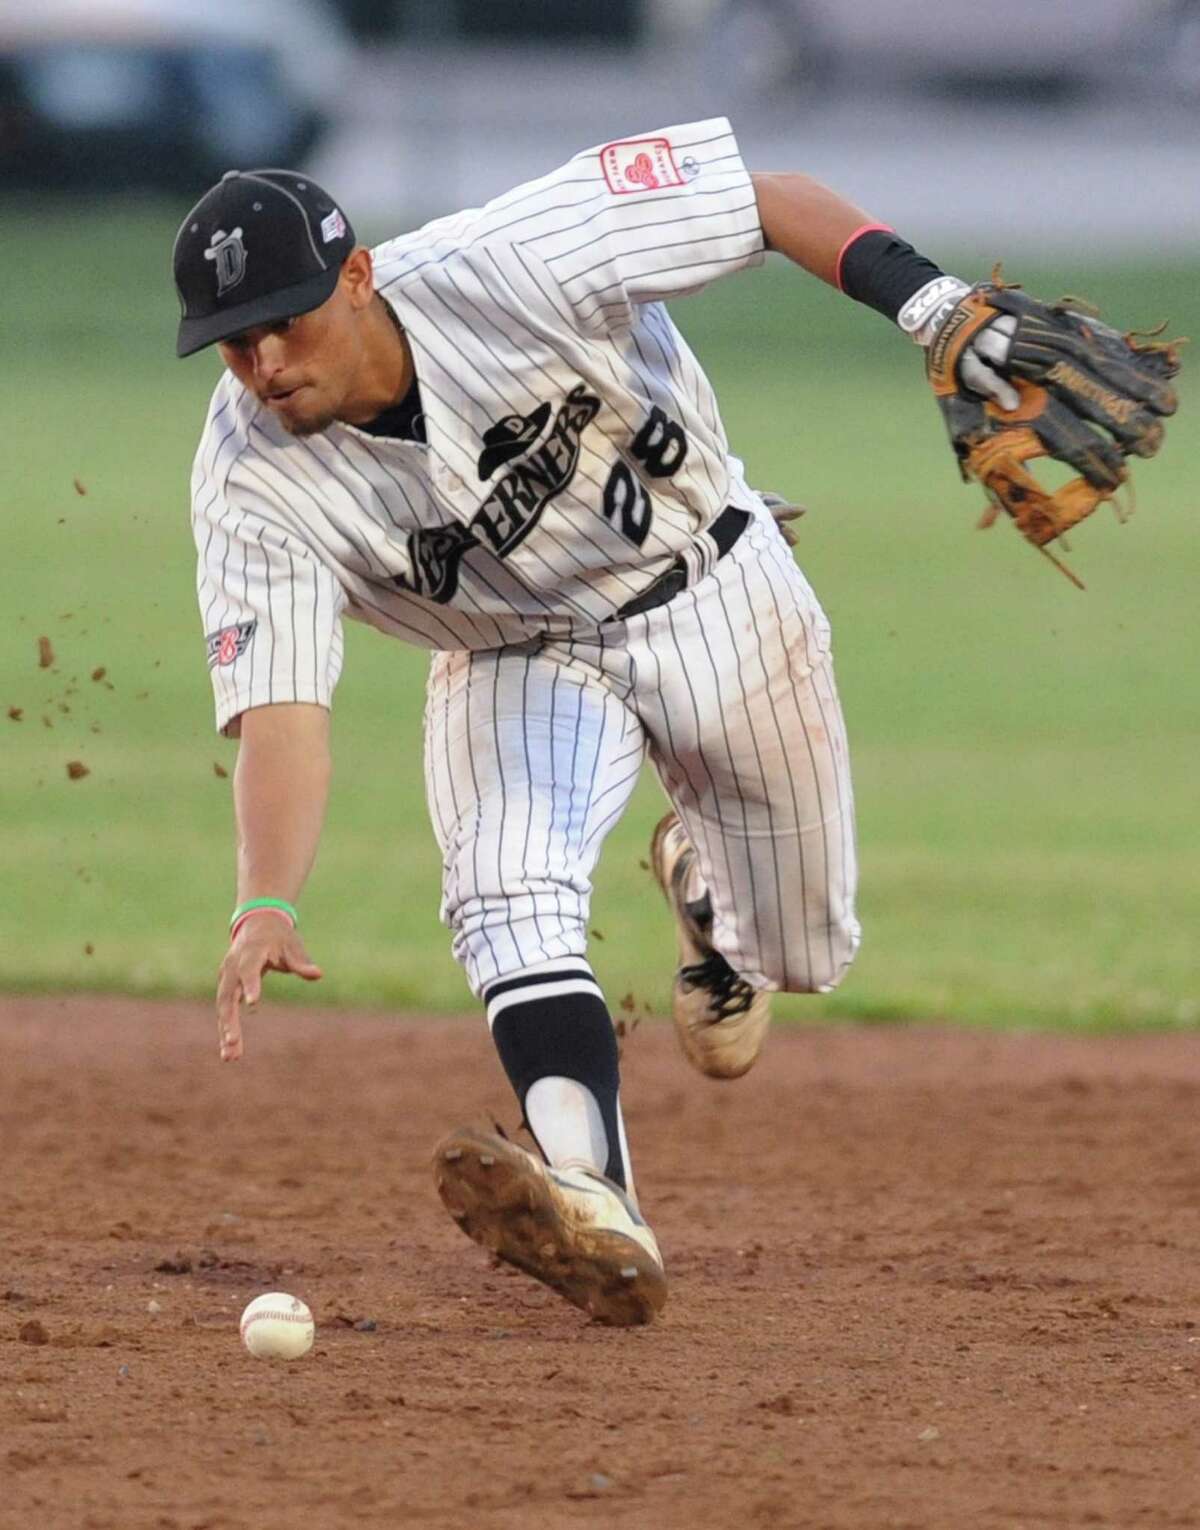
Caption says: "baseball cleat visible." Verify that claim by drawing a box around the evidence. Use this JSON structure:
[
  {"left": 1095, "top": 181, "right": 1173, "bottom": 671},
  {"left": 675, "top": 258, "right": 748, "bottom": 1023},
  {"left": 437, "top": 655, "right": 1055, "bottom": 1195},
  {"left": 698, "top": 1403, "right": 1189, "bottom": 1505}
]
[
  {"left": 432, "top": 1126, "right": 667, "bottom": 1326},
  {"left": 651, "top": 811, "right": 771, "bottom": 1080}
]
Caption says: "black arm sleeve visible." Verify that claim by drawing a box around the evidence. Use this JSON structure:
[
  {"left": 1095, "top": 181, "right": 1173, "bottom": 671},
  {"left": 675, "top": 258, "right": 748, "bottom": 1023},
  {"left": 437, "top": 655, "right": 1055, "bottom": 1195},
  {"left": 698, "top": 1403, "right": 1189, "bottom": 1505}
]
[{"left": 839, "top": 231, "right": 944, "bottom": 322}]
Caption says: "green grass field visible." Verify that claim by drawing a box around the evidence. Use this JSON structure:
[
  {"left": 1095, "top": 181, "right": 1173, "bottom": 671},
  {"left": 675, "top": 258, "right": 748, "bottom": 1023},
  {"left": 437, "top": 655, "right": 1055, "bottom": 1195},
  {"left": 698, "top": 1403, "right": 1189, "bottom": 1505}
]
[{"left": 2, "top": 202, "right": 1196, "bottom": 1027}]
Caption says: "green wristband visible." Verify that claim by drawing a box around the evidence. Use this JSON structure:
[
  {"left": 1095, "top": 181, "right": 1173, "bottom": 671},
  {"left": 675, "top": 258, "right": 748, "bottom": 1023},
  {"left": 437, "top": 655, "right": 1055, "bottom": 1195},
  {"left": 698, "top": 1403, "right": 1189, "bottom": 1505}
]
[{"left": 230, "top": 897, "right": 299, "bottom": 931}]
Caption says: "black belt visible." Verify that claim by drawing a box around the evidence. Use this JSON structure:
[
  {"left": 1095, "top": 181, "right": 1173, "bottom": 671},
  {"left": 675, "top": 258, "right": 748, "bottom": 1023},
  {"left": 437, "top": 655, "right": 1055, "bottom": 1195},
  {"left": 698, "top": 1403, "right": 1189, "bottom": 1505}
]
[{"left": 614, "top": 506, "right": 750, "bottom": 621}]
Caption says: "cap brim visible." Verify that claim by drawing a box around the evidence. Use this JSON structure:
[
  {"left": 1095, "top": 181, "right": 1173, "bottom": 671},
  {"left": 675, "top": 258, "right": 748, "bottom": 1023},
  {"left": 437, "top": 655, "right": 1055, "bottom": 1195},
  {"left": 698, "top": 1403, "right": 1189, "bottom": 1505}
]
[{"left": 176, "top": 266, "right": 341, "bottom": 358}]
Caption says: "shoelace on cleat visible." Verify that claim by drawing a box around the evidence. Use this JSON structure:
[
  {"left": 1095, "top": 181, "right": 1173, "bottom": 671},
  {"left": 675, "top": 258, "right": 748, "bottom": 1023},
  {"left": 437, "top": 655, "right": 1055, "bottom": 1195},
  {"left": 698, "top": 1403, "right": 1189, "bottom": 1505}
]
[{"left": 678, "top": 953, "right": 758, "bottom": 1022}]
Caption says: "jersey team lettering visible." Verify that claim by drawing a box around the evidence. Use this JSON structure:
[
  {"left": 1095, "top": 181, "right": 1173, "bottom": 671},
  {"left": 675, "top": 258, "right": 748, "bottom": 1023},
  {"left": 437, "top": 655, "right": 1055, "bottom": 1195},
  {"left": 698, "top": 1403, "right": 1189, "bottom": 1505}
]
[
  {"left": 395, "top": 391, "right": 691, "bottom": 604},
  {"left": 474, "top": 384, "right": 601, "bottom": 556},
  {"left": 600, "top": 137, "right": 684, "bottom": 195},
  {"left": 396, "top": 383, "right": 603, "bottom": 604}
]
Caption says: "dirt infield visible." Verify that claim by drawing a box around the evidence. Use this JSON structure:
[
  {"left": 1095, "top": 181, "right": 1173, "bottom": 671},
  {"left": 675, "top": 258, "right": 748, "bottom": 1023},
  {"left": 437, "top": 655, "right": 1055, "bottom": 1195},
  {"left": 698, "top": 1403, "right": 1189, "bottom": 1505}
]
[{"left": 2, "top": 995, "right": 1199, "bottom": 1530}]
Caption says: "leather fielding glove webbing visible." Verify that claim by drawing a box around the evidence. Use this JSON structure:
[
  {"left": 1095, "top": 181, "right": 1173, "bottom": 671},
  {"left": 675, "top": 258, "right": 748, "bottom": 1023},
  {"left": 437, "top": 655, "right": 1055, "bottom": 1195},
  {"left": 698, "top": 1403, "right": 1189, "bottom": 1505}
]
[{"left": 925, "top": 274, "right": 1182, "bottom": 571}]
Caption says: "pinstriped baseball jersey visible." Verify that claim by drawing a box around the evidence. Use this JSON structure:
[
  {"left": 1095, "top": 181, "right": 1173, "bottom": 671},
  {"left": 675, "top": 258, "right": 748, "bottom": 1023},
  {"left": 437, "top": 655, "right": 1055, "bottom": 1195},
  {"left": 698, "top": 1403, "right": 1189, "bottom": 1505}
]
[{"left": 193, "top": 118, "right": 765, "bottom": 735}]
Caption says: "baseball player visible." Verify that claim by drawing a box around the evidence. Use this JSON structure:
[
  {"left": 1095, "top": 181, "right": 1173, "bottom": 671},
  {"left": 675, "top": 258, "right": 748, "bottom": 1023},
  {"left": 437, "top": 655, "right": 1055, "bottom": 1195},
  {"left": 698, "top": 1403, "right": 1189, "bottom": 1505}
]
[{"left": 174, "top": 119, "right": 1176, "bottom": 1326}]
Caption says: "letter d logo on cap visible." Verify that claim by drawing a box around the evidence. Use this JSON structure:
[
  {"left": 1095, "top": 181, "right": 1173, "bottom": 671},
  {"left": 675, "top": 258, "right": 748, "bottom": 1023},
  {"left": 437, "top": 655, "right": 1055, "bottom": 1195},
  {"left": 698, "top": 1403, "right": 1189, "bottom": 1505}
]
[{"left": 204, "top": 227, "right": 247, "bottom": 298}]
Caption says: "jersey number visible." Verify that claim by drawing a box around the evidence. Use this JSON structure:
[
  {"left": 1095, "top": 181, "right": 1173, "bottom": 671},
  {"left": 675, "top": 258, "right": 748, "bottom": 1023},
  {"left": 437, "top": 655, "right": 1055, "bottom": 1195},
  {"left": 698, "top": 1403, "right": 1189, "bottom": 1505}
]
[
  {"left": 602, "top": 406, "right": 689, "bottom": 548},
  {"left": 602, "top": 463, "right": 652, "bottom": 547}
]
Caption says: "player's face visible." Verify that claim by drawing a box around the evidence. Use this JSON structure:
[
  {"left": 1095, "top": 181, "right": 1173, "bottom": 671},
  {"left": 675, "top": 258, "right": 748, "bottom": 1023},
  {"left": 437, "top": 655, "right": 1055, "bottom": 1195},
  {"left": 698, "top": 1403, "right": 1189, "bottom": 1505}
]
[{"left": 217, "top": 256, "right": 373, "bottom": 437}]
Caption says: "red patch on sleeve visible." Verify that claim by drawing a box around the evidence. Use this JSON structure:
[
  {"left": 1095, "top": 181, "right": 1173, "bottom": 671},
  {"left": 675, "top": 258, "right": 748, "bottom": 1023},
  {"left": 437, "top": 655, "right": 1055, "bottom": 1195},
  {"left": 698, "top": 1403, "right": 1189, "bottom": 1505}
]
[{"left": 600, "top": 136, "right": 685, "bottom": 195}]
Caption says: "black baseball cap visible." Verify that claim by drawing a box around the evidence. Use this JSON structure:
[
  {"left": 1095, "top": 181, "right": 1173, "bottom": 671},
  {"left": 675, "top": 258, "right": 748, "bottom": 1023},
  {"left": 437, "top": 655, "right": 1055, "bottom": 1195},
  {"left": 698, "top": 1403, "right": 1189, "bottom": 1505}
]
[{"left": 173, "top": 169, "right": 357, "bottom": 358}]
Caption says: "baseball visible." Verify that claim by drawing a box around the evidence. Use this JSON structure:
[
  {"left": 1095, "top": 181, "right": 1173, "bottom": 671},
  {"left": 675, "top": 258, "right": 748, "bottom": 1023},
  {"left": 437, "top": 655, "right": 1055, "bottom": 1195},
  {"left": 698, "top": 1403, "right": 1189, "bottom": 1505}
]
[{"left": 239, "top": 1292, "right": 315, "bottom": 1360}]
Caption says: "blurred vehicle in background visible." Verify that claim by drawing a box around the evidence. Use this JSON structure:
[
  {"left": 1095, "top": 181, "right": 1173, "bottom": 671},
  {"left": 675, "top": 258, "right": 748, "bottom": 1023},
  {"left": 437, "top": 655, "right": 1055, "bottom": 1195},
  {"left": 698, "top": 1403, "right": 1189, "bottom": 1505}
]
[
  {"left": 0, "top": 0, "right": 352, "bottom": 192},
  {"left": 322, "top": 0, "right": 640, "bottom": 43},
  {"left": 699, "top": 0, "right": 1200, "bottom": 103},
  {"left": 1164, "top": 0, "right": 1200, "bottom": 102}
]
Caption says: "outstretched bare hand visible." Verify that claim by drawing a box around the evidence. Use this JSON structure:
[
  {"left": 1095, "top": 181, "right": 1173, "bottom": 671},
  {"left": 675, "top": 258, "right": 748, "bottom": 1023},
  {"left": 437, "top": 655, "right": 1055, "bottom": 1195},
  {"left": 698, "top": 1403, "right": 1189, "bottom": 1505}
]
[{"left": 215, "top": 916, "right": 323, "bottom": 1062}]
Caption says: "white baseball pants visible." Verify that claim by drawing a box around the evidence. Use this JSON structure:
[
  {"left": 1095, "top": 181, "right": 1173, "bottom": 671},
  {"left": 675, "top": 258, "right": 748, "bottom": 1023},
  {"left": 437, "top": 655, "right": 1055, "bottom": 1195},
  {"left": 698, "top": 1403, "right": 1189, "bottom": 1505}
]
[{"left": 423, "top": 509, "right": 860, "bottom": 996}]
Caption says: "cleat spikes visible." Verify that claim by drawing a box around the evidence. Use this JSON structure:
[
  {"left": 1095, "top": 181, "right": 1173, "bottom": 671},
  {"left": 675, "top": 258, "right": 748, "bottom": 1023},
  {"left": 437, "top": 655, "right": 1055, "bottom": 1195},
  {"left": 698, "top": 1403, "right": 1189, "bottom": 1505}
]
[{"left": 432, "top": 1126, "right": 666, "bottom": 1326}]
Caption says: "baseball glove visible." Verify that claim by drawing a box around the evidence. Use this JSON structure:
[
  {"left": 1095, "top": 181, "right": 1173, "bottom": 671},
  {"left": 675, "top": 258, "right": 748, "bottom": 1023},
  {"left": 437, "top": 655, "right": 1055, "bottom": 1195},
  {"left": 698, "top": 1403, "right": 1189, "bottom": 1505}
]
[
  {"left": 926, "top": 273, "right": 1182, "bottom": 584},
  {"left": 759, "top": 489, "right": 806, "bottom": 546}
]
